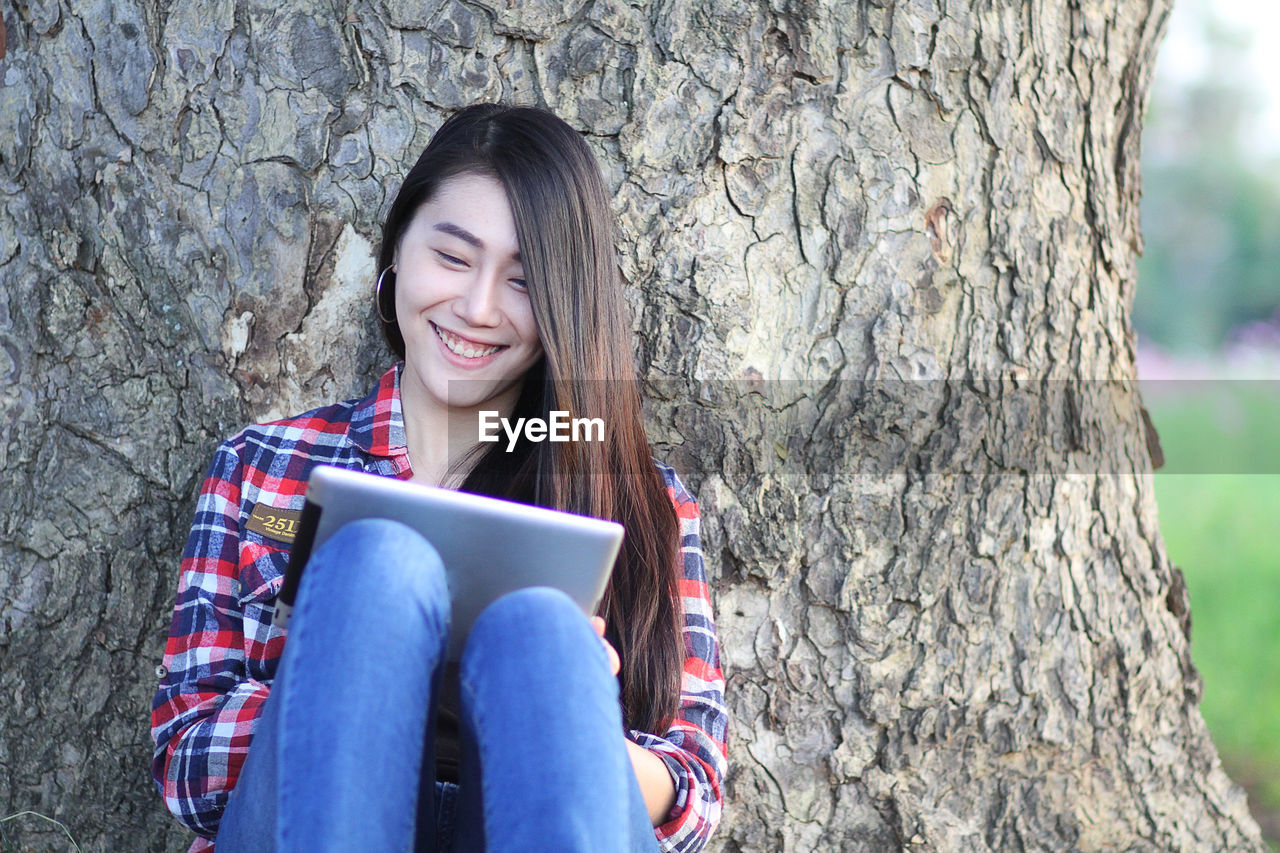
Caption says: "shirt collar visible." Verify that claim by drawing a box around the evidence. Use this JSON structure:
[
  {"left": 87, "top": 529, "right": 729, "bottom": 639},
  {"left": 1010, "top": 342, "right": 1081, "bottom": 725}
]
[{"left": 350, "top": 363, "right": 408, "bottom": 460}]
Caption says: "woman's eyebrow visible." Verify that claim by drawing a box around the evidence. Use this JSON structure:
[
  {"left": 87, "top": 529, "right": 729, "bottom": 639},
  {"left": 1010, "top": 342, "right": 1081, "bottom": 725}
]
[
  {"left": 434, "top": 221, "right": 482, "bottom": 247},
  {"left": 433, "top": 222, "right": 521, "bottom": 262}
]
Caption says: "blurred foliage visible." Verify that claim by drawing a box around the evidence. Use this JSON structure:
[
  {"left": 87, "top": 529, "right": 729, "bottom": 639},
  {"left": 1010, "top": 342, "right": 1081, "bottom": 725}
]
[
  {"left": 1137, "top": 2, "right": 1280, "bottom": 353},
  {"left": 1138, "top": 163, "right": 1280, "bottom": 351},
  {"left": 1141, "top": 7, "right": 1280, "bottom": 845},
  {"left": 1147, "top": 385, "right": 1280, "bottom": 843}
]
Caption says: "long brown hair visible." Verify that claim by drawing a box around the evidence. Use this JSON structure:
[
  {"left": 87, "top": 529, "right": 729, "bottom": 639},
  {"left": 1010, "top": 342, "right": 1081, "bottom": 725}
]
[{"left": 375, "top": 104, "right": 683, "bottom": 733}]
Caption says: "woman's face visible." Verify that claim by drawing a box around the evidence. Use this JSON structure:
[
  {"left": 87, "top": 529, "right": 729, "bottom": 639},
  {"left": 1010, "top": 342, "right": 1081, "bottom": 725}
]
[{"left": 393, "top": 172, "right": 544, "bottom": 418}]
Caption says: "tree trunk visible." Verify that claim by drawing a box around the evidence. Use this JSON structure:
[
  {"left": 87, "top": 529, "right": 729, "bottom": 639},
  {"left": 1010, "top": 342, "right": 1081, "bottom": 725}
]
[{"left": 0, "top": 0, "right": 1263, "bottom": 850}]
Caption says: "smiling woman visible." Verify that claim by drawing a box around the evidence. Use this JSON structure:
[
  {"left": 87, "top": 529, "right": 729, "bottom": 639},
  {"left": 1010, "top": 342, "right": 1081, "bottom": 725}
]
[{"left": 149, "top": 105, "right": 728, "bottom": 853}]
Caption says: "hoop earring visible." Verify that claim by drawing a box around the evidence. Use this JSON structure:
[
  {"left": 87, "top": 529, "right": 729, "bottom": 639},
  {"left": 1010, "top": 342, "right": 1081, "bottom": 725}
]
[{"left": 375, "top": 266, "right": 395, "bottom": 324}]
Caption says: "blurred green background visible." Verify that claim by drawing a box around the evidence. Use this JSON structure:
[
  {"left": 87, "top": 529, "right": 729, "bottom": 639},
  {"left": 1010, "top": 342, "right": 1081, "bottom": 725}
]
[{"left": 1139, "top": 0, "right": 1280, "bottom": 845}]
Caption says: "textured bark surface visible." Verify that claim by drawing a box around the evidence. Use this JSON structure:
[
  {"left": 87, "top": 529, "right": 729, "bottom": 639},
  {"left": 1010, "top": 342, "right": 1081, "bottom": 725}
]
[{"left": 0, "top": 0, "right": 1264, "bottom": 850}]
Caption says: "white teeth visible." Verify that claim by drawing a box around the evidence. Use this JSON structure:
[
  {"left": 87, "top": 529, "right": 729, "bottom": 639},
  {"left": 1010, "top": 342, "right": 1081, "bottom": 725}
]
[{"left": 435, "top": 325, "right": 501, "bottom": 359}]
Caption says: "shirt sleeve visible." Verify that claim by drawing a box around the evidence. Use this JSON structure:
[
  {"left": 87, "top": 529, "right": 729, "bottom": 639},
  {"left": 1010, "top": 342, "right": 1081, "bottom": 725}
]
[
  {"left": 150, "top": 439, "right": 273, "bottom": 839},
  {"left": 629, "top": 474, "right": 729, "bottom": 853}
]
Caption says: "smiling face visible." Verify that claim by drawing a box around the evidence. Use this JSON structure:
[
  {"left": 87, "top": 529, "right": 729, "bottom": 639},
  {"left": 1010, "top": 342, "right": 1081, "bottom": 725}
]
[{"left": 393, "top": 172, "right": 544, "bottom": 422}]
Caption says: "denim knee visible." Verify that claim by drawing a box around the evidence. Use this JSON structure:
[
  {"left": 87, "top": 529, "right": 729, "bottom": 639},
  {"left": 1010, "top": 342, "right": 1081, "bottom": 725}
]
[
  {"left": 462, "top": 586, "right": 599, "bottom": 672},
  {"left": 298, "top": 517, "right": 450, "bottom": 635},
  {"left": 476, "top": 585, "right": 582, "bottom": 630}
]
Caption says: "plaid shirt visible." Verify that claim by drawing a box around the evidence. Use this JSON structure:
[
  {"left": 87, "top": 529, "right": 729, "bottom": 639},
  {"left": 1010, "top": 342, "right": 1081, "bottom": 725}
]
[{"left": 151, "top": 364, "right": 728, "bottom": 852}]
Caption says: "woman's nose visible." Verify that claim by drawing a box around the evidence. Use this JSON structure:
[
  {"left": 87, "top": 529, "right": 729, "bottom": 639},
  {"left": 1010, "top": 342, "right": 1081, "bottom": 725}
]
[{"left": 454, "top": 272, "right": 502, "bottom": 327}]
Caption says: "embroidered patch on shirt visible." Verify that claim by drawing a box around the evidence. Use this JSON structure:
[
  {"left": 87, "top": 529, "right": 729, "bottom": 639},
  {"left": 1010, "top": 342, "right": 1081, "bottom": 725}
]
[{"left": 245, "top": 504, "right": 302, "bottom": 545}]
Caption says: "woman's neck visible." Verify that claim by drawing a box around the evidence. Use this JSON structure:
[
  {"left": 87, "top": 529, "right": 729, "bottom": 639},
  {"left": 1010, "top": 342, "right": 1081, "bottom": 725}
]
[{"left": 399, "top": 375, "right": 524, "bottom": 489}]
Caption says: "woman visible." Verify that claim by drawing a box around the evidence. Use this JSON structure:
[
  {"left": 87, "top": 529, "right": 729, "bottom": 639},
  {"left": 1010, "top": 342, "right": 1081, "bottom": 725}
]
[{"left": 150, "top": 104, "right": 727, "bottom": 852}]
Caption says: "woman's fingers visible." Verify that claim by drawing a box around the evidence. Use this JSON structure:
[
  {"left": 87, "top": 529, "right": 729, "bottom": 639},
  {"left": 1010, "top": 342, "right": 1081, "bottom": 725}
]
[
  {"left": 603, "top": 640, "right": 620, "bottom": 677},
  {"left": 590, "top": 616, "right": 621, "bottom": 676}
]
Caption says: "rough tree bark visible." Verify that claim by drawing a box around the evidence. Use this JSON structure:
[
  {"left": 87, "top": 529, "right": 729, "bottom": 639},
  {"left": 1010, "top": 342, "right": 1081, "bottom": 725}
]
[{"left": 0, "top": 0, "right": 1264, "bottom": 850}]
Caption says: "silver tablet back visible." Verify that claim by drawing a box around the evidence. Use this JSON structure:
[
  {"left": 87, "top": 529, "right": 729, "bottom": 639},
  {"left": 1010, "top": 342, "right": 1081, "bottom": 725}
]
[{"left": 305, "top": 465, "right": 624, "bottom": 659}]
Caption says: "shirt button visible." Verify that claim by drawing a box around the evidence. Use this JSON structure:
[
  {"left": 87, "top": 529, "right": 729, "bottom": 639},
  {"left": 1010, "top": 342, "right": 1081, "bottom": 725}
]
[{"left": 155, "top": 665, "right": 168, "bottom": 679}]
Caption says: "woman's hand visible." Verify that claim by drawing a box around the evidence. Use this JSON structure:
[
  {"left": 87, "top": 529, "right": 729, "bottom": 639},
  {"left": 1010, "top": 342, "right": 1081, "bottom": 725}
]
[
  {"left": 589, "top": 616, "right": 620, "bottom": 676},
  {"left": 591, "top": 616, "right": 677, "bottom": 826}
]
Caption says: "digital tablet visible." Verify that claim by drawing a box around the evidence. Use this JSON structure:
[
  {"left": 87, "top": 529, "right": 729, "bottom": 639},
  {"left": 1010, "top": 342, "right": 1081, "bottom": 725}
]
[{"left": 273, "top": 465, "right": 625, "bottom": 659}]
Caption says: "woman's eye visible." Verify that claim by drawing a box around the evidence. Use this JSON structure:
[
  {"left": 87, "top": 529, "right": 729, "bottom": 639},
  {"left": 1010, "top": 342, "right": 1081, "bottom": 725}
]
[
  {"left": 435, "top": 250, "right": 467, "bottom": 266},
  {"left": 510, "top": 278, "right": 528, "bottom": 291}
]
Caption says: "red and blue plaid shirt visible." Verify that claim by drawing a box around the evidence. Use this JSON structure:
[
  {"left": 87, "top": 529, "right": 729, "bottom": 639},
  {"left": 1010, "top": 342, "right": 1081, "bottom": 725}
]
[{"left": 151, "top": 364, "right": 728, "bottom": 852}]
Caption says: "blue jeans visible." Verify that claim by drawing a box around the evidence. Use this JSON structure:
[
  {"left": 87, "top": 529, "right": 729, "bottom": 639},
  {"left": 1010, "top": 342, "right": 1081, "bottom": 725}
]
[{"left": 216, "top": 518, "right": 659, "bottom": 852}]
